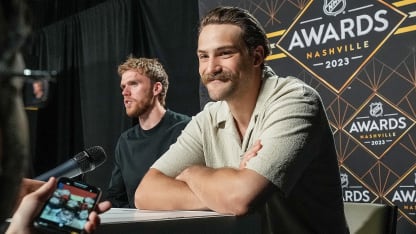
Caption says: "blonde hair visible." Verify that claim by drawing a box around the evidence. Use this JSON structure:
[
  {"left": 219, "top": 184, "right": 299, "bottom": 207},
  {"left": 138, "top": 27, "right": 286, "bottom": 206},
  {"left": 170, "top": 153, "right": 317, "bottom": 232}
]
[{"left": 118, "top": 56, "right": 169, "bottom": 106}]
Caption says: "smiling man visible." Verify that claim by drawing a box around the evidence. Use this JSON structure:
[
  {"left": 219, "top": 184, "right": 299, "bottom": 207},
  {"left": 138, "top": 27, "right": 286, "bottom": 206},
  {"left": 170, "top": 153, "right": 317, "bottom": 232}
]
[{"left": 135, "top": 7, "right": 349, "bottom": 233}]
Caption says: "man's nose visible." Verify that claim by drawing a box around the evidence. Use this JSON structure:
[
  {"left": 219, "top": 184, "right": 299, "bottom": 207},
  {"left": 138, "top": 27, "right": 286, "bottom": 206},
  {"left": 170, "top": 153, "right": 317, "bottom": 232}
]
[
  {"left": 205, "top": 58, "right": 222, "bottom": 75},
  {"left": 122, "top": 86, "right": 130, "bottom": 96}
]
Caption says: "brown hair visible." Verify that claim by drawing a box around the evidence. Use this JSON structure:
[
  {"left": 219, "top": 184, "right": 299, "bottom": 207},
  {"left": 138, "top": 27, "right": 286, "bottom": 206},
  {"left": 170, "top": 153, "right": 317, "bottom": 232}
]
[
  {"left": 118, "top": 56, "right": 169, "bottom": 106},
  {"left": 199, "top": 6, "right": 270, "bottom": 64}
]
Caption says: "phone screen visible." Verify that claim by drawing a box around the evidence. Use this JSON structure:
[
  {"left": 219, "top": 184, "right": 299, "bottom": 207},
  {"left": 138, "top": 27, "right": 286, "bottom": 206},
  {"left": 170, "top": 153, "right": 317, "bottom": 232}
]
[{"left": 34, "top": 177, "right": 101, "bottom": 233}]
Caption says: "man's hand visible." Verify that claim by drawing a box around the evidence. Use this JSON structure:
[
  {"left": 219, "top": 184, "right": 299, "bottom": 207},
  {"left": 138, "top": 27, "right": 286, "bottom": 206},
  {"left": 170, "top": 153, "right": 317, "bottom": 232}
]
[{"left": 239, "top": 140, "right": 262, "bottom": 169}]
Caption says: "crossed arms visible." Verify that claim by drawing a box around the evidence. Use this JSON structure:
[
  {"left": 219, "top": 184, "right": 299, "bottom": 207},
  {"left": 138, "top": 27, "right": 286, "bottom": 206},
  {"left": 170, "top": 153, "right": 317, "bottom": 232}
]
[
  {"left": 135, "top": 79, "right": 322, "bottom": 215},
  {"left": 134, "top": 140, "right": 270, "bottom": 215}
]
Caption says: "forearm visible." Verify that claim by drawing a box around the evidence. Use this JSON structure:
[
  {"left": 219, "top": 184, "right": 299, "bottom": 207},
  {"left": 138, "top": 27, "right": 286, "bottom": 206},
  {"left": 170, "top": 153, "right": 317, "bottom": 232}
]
[
  {"left": 135, "top": 168, "right": 206, "bottom": 210},
  {"left": 177, "top": 166, "right": 268, "bottom": 215}
]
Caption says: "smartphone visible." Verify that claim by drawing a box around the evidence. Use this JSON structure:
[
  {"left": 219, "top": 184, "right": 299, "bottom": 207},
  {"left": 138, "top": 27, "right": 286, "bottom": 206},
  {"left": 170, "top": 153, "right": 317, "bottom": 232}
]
[{"left": 33, "top": 177, "right": 102, "bottom": 234}]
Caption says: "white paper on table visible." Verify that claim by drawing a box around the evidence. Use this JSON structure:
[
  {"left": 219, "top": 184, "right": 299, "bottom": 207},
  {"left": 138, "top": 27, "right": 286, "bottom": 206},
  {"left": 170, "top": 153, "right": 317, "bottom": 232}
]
[{"left": 99, "top": 208, "right": 233, "bottom": 224}]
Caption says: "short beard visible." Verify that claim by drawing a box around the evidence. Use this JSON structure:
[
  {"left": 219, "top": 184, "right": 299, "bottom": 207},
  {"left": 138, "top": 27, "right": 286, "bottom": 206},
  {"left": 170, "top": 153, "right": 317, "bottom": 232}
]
[
  {"left": 133, "top": 100, "right": 153, "bottom": 117},
  {"left": 127, "top": 93, "right": 155, "bottom": 118}
]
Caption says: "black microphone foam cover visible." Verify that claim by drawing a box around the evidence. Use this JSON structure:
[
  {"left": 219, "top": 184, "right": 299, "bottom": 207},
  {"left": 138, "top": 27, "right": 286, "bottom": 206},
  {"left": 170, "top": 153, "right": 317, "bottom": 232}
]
[{"left": 75, "top": 146, "right": 107, "bottom": 173}]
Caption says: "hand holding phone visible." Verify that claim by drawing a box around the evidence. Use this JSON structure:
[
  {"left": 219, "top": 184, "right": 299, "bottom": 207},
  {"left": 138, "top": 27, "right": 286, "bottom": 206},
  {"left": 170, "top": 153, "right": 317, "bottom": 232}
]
[{"left": 33, "top": 177, "right": 102, "bottom": 233}]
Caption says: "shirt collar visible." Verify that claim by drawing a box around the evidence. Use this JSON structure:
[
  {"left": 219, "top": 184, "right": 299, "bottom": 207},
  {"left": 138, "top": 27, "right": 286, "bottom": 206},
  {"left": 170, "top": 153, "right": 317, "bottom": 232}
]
[{"left": 214, "top": 66, "right": 277, "bottom": 129}]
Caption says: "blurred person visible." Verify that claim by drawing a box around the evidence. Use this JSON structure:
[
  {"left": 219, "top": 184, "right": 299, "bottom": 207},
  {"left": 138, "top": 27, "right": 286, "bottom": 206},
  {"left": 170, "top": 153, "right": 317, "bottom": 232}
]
[
  {"left": 106, "top": 57, "right": 191, "bottom": 208},
  {"left": 32, "top": 80, "right": 44, "bottom": 99},
  {"left": 0, "top": 0, "right": 111, "bottom": 233},
  {"left": 0, "top": 0, "right": 34, "bottom": 223},
  {"left": 135, "top": 6, "right": 349, "bottom": 234},
  {"left": 32, "top": 80, "right": 47, "bottom": 102}
]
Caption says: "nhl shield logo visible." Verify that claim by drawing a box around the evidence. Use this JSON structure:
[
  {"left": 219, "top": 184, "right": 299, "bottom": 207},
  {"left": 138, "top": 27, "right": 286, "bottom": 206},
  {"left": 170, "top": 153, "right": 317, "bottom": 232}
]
[
  {"left": 323, "top": 0, "right": 346, "bottom": 16},
  {"left": 369, "top": 102, "right": 383, "bottom": 118},
  {"left": 340, "top": 173, "right": 349, "bottom": 189}
]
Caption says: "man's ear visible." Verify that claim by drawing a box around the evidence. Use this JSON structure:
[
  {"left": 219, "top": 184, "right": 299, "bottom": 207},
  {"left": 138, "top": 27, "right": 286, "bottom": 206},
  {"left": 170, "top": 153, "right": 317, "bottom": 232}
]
[
  {"left": 253, "top": 45, "right": 265, "bottom": 67},
  {"left": 153, "top": 82, "right": 162, "bottom": 96}
]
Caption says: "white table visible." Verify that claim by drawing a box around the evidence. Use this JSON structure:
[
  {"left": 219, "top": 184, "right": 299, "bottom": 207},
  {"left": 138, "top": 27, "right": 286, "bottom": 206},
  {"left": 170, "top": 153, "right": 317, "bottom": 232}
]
[{"left": 98, "top": 208, "right": 260, "bottom": 233}]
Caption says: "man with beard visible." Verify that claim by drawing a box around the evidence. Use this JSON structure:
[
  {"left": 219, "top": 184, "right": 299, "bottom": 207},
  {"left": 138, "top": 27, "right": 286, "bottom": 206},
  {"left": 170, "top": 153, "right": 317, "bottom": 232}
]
[
  {"left": 135, "top": 6, "right": 348, "bottom": 234},
  {"left": 106, "top": 56, "right": 191, "bottom": 208}
]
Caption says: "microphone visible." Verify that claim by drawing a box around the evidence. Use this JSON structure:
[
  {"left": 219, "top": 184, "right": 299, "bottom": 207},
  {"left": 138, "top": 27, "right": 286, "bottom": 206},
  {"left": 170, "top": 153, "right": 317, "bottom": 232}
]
[{"left": 34, "top": 146, "right": 107, "bottom": 181}]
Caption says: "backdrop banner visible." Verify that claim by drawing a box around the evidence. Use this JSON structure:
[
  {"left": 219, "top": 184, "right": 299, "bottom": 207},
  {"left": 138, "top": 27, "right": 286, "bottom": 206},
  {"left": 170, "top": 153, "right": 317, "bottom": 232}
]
[{"left": 198, "top": 1, "right": 416, "bottom": 233}]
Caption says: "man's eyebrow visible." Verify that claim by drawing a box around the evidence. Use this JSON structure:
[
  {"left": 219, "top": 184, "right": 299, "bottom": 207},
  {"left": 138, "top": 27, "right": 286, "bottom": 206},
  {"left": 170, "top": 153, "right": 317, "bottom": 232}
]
[{"left": 197, "top": 46, "right": 238, "bottom": 53}]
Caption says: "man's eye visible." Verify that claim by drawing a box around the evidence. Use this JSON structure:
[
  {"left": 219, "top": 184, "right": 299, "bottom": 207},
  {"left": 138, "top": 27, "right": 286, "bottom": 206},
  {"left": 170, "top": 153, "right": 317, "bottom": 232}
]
[
  {"left": 220, "top": 51, "right": 233, "bottom": 57},
  {"left": 198, "top": 54, "right": 208, "bottom": 59}
]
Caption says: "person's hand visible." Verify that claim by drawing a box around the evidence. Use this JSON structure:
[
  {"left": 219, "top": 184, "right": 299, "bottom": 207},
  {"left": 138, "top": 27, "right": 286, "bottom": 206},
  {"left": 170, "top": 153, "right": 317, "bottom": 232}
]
[
  {"left": 6, "top": 177, "right": 57, "bottom": 234},
  {"left": 84, "top": 200, "right": 112, "bottom": 233},
  {"left": 239, "top": 140, "right": 262, "bottom": 169},
  {"left": 7, "top": 177, "right": 112, "bottom": 234},
  {"left": 13, "top": 178, "right": 46, "bottom": 213}
]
